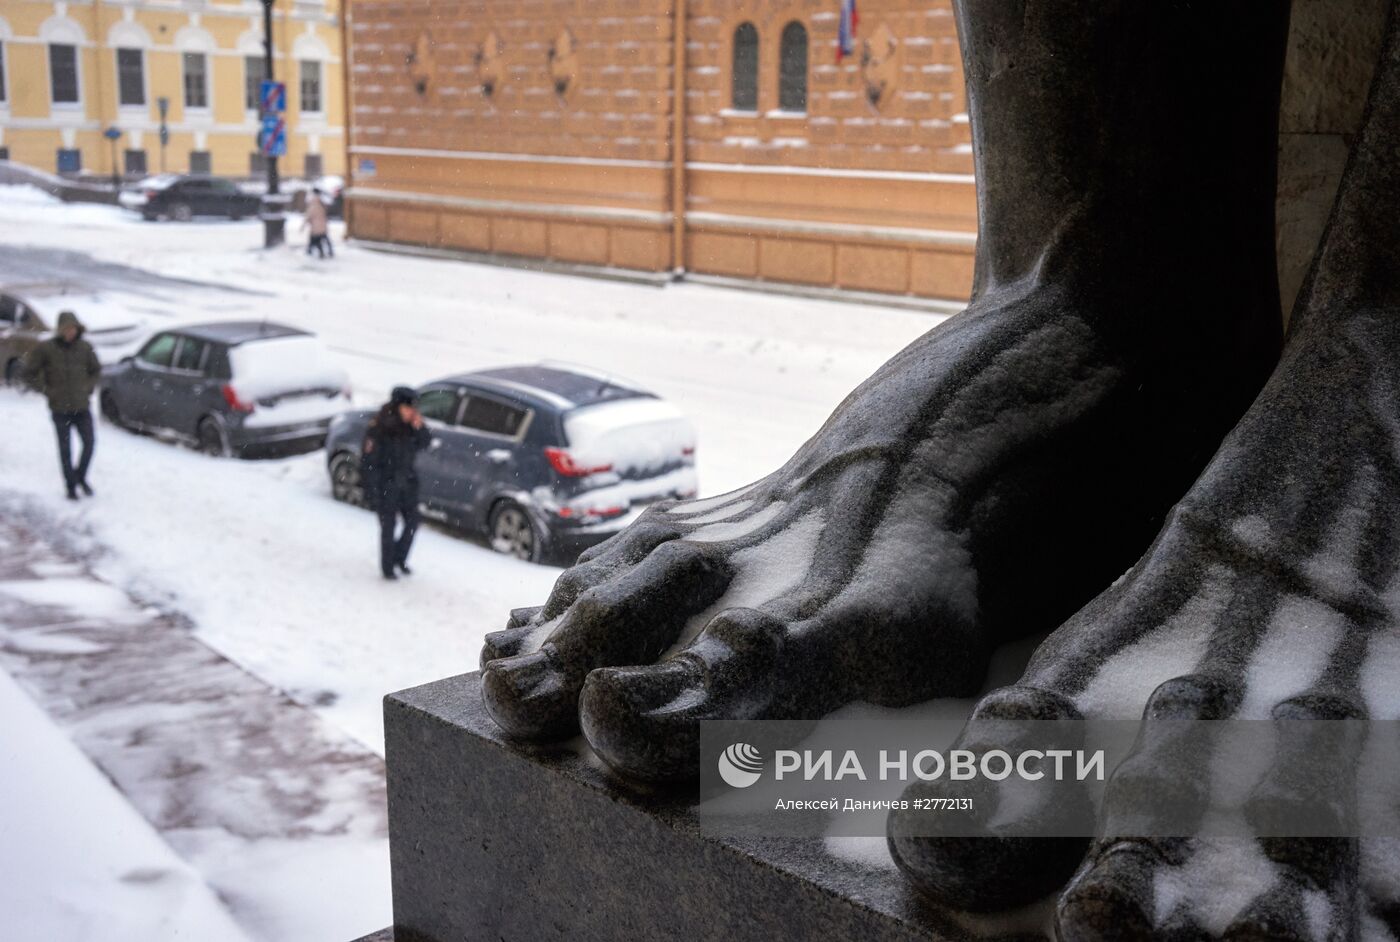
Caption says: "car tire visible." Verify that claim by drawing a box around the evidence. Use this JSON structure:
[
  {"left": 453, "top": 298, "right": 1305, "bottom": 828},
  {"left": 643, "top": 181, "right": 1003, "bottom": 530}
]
[
  {"left": 489, "top": 500, "right": 543, "bottom": 563},
  {"left": 142, "top": 212, "right": 157, "bottom": 222},
  {"left": 329, "top": 451, "right": 367, "bottom": 507},
  {"left": 3, "top": 358, "right": 21, "bottom": 387},
  {"left": 197, "top": 417, "right": 230, "bottom": 457},
  {"left": 172, "top": 203, "right": 193, "bottom": 222},
  {"left": 99, "top": 390, "right": 124, "bottom": 426}
]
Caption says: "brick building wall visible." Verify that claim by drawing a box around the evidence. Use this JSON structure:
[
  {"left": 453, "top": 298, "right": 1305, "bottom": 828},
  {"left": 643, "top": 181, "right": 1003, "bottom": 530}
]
[{"left": 345, "top": 0, "right": 977, "bottom": 300}]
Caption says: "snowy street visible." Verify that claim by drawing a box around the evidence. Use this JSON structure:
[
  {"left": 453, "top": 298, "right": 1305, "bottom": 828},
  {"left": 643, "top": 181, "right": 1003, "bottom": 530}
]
[{"left": 0, "top": 185, "right": 949, "bottom": 940}]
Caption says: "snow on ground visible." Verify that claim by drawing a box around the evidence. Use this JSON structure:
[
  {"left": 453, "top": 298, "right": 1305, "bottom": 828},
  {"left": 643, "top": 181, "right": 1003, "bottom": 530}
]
[
  {"left": 0, "top": 184, "right": 952, "bottom": 939},
  {"left": 0, "top": 389, "right": 554, "bottom": 752},
  {"left": 0, "top": 182, "right": 947, "bottom": 753},
  {"left": 0, "top": 507, "right": 392, "bottom": 940},
  {"left": 0, "top": 669, "right": 253, "bottom": 942}
]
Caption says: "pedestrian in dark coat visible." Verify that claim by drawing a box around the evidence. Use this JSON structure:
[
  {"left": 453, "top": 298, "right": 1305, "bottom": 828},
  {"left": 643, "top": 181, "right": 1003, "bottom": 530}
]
[
  {"left": 23, "top": 310, "right": 101, "bottom": 500},
  {"left": 362, "top": 386, "right": 432, "bottom": 579}
]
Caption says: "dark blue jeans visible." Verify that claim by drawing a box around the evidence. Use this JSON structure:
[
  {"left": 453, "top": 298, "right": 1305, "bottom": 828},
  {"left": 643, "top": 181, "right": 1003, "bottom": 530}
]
[
  {"left": 52, "top": 409, "right": 95, "bottom": 491},
  {"left": 377, "top": 489, "right": 419, "bottom": 576}
]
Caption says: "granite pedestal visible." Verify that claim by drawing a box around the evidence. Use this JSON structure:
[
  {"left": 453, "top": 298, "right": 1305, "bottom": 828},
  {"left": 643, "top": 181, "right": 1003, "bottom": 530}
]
[{"left": 382, "top": 672, "right": 1020, "bottom": 942}]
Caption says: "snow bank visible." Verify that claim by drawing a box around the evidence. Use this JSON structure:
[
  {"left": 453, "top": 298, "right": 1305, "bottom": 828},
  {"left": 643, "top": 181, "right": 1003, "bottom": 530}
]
[
  {"left": 0, "top": 670, "right": 252, "bottom": 942},
  {"left": 564, "top": 396, "right": 696, "bottom": 474}
]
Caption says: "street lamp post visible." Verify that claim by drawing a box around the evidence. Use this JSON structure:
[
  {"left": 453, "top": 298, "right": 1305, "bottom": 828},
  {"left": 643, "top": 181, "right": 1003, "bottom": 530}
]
[
  {"left": 260, "top": 0, "right": 287, "bottom": 247},
  {"left": 157, "top": 98, "right": 170, "bottom": 173}
]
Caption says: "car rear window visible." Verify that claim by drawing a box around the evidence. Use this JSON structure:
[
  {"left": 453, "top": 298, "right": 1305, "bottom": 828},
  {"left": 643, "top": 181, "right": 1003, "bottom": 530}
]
[{"left": 227, "top": 335, "right": 347, "bottom": 398}]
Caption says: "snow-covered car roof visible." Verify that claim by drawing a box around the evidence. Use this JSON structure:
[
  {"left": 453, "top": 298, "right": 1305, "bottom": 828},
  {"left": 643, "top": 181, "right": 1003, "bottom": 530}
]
[
  {"left": 133, "top": 174, "right": 182, "bottom": 191},
  {"left": 3, "top": 284, "right": 146, "bottom": 332}
]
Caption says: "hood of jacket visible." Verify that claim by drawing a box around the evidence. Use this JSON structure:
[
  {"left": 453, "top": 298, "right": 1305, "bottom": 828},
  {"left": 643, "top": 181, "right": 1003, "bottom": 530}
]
[{"left": 55, "top": 310, "right": 85, "bottom": 339}]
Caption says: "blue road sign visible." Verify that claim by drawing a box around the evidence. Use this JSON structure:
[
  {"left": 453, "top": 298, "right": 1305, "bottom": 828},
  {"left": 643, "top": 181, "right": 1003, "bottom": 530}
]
[
  {"left": 259, "top": 116, "right": 287, "bottom": 157},
  {"left": 260, "top": 80, "right": 286, "bottom": 115},
  {"left": 103, "top": 126, "right": 122, "bottom": 141}
]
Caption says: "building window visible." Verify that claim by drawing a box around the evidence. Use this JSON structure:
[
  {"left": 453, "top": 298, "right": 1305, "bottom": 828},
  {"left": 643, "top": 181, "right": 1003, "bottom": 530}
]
[
  {"left": 731, "top": 23, "right": 758, "bottom": 112},
  {"left": 0, "top": 42, "right": 7, "bottom": 103},
  {"left": 50, "top": 44, "right": 80, "bottom": 105},
  {"left": 0, "top": 147, "right": 9, "bottom": 161},
  {"left": 245, "top": 56, "right": 266, "bottom": 110},
  {"left": 189, "top": 150, "right": 211, "bottom": 175},
  {"left": 183, "top": 52, "right": 208, "bottom": 109},
  {"left": 124, "top": 149, "right": 147, "bottom": 176},
  {"left": 117, "top": 48, "right": 145, "bottom": 106},
  {"left": 57, "top": 148, "right": 82, "bottom": 173},
  {"left": 249, "top": 151, "right": 267, "bottom": 175},
  {"left": 778, "top": 21, "right": 808, "bottom": 112},
  {"left": 304, "top": 153, "right": 323, "bottom": 177},
  {"left": 299, "top": 60, "right": 322, "bottom": 113}
]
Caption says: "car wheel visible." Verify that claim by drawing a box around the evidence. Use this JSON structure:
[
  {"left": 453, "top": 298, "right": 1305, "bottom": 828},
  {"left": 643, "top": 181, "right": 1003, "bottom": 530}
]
[
  {"left": 329, "top": 452, "right": 367, "bottom": 507},
  {"left": 3, "top": 359, "right": 20, "bottom": 387},
  {"left": 489, "top": 500, "right": 542, "bottom": 563},
  {"left": 100, "top": 390, "right": 124, "bottom": 426},
  {"left": 172, "top": 203, "right": 193, "bottom": 222},
  {"left": 197, "top": 418, "right": 230, "bottom": 457},
  {"left": 142, "top": 212, "right": 157, "bottom": 222}
]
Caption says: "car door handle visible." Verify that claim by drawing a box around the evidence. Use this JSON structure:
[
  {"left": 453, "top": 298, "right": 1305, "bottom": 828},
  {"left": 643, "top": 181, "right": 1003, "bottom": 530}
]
[{"left": 486, "top": 449, "right": 511, "bottom": 464}]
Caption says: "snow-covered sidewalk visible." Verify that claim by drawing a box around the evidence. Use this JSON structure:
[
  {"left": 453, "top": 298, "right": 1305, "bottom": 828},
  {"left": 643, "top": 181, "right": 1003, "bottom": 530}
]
[
  {"left": 0, "top": 668, "right": 252, "bottom": 942},
  {"left": 0, "top": 499, "right": 391, "bottom": 941}
]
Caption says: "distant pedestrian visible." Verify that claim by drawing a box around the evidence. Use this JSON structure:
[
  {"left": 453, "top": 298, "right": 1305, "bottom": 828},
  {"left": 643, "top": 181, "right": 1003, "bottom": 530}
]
[
  {"left": 303, "top": 188, "right": 333, "bottom": 259},
  {"left": 361, "top": 386, "right": 431, "bottom": 580},
  {"left": 23, "top": 311, "right": 101, "bottom": 501}
]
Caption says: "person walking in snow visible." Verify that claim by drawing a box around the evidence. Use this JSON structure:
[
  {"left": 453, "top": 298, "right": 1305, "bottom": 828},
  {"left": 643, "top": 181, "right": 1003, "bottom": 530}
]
[
  {"left": 23, "top": 310, "right": 101, "bottom": 501},
  {"left": 361, "top": 386, "right": 431, "bottom": 580},
  {"left": 303, "top": 187, "right": 333, "bottom": 259}
]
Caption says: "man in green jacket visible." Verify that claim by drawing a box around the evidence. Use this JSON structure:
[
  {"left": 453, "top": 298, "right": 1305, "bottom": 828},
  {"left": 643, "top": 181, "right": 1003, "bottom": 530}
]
[{"left": 24, "top": 311, "right": 101, "bottom": 500}]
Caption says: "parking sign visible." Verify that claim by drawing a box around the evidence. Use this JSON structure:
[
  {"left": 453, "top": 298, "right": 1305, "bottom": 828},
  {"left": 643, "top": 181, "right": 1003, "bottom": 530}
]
[
  {"left": 260, "top": 80, "right": 286, "bottom": 115},
  {"left": 259, "top": 116, "right": 287, "bottom": 157}
]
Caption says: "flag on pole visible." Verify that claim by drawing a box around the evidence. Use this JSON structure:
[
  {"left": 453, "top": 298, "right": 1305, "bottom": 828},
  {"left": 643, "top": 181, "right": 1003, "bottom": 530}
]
[{"left": 837, "top": 0, "right": 859, "bottom": 62}]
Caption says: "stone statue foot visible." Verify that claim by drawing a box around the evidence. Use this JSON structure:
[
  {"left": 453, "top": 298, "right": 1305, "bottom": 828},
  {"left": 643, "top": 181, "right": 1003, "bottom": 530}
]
[
  {"left": 479, "top": 273, "right": 1274, "bottom": 779},
  {"left": 477, "top": 0, "right": 1293, "bottom": 781},
  {"left": 888, "top": 291, "right": 1399, "bottom": 939},
  {"left": 891, "top": 15, "right": 1400, "bottom": 925}
]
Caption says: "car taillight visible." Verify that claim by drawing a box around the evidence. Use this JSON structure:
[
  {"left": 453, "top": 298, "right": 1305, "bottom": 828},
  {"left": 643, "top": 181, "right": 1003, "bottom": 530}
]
[
  {"left": 558, "top": 505, "right": 626, "bottom": 520},
  {"left": 222, "top": 384, "right": 256, "bottom": 413},
  {"left": 144, "top": 189, "right": 157, "bottom": 200},
  {"left": 544, "top": 446, "right": 612, "bottom": 477},
  {"left": 682, "top": 446, "right": 695, "bottom": 456}
]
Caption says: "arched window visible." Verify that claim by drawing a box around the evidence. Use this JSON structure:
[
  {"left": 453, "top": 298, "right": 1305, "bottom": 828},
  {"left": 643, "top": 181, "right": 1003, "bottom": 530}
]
[
  {"left": 778, "top": 21, "right": 808, "bottom": 112},
  {"left": 731, "top": 22, "right": 758, "bottom": 111}
]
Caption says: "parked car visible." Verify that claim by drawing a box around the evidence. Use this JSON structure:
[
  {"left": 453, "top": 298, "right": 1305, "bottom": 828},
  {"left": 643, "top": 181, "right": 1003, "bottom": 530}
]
[
  {"left": 100, "top": 321, "right": 351, "bottom": 457},
  {"left": 119, "top": 175, "right": 261, "bottom": 222},
  {"left": 1, "top": 284, "right": 148, "bottom": 383},
  {"left": 324, "top": 364, "right": 699, "bottom": 563}
]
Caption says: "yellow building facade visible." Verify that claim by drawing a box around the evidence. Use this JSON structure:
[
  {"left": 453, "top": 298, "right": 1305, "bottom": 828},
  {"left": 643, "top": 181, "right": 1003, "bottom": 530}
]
[{"left": 0, "top": 0, "right": 345, "bottom": 179}]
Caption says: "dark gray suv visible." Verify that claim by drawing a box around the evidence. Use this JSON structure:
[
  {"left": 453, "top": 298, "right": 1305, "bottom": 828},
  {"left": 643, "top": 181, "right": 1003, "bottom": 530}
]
[
  {"left": 324, "top": 364, "right": 698, "bottom": 563},
  {"left": 100, "top": 321, "right": 351, "bottom": 457}
]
